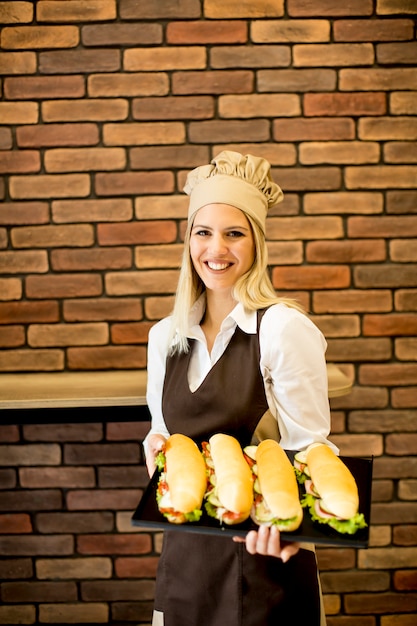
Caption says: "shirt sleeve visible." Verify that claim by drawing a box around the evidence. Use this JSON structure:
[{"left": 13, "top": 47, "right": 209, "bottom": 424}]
[
  {"left": 142, "top": 318, "right": 171, "bottom": 456},
  {"left": 260, "top": 304, "right": 338, "bottom": 454}
]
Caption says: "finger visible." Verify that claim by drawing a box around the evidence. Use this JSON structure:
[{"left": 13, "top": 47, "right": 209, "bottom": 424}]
[
  {"left": 280, "top": 542, "right": 301, "bottom": 563},
  {"left": 245, "top": 530, "right": 259, "bottom": 554},
  {"left": 266, "top": 525, "right": 281, "bottom": 557},
  {"left": 254, "top": 524, "right": 270, "bottom": 555}
]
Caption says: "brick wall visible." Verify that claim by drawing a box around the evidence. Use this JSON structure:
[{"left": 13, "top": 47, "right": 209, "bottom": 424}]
[{"left": 0, "top": 0, "right": 416, "bottom": 624}]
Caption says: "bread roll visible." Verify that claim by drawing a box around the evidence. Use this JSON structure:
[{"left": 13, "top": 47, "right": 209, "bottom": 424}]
[
  {"left": 165, "top": 434, "right": 207, "bottom": 514},
  {"left": 209, "top": 433, "right": 253, "bottom": 522},
  {"left": 256, "top": 439, "right": 303, "bottom": 530},
  {"left": 306, "top": 443, "right": 359, "bottom": 519}
]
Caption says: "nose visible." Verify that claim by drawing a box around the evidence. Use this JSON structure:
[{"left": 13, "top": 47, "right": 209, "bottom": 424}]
[{"left": 208, "top": 232, "right": 228, "bottom": 255}]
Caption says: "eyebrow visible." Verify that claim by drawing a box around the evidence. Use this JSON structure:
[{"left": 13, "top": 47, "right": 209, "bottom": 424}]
[{"left": 192, "top": 223, "right": 250, "bottom": 231}]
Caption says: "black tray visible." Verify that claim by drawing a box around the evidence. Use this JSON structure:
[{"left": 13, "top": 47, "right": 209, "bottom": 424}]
[{"left": 131, "top": 452, "right": 373, "bottom": 548}]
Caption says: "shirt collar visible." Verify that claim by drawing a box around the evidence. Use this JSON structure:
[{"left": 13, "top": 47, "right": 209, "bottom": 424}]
[{"left": 187, "top": 294, "right": 257, "bottom": 337}]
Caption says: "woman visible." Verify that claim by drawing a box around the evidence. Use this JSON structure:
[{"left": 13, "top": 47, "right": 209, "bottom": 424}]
[{"left": 144, "top": 151, "right": 336, "bottom": 626}]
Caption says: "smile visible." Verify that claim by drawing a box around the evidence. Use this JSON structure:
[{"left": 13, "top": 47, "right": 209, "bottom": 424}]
[{"left": 206, "top": 261, "right": 231, "bottom": 271}]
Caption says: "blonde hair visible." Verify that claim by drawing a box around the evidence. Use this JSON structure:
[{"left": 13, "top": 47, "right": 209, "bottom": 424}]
[{"left": 168, "top": 213, "right": 305, "bottom": 354}]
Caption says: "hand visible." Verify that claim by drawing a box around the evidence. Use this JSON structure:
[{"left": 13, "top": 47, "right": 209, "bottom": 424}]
[
  {"left": 145, "top": 434, "right": 167, "bottom": 477},
  {"left": 233, "top": 524, "right": 300, "bottom": 562}
]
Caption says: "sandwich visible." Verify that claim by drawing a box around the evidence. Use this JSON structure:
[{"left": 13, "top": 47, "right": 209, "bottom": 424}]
[
  {"left": 244, "top": 440, "right": 303, "bottom": 531},
  {"left": 294, "top": 443, "right": 367, "bottom": 535},
  {"left": 155, "top": 433, "right": 207, "bottom": 524},
  {"left": 202, "top": 433, "right": 254, "bottom": 525}
]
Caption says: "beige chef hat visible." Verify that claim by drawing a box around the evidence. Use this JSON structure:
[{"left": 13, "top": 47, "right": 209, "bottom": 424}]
[{"left": 183, "top": 151, "right": 284, "bottom": 233}]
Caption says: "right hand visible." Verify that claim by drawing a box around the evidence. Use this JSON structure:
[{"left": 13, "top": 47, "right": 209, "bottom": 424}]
[{"left": 145, "top": 434, "right": 167, "bottom": 477}]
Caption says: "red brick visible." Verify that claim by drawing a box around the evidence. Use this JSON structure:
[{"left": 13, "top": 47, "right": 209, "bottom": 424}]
[
  {"left": 378, "top": 42, "right": 417, "bottom": 65},
  {"left": 307, "top": 240, "right": 386, "bottom": 263},
  {"left": 0, "top": 127, "right": 12, "bottom": 149},
  {"left": 273, "top": 265, "right": 350, "bottom": 290},
  {"left": 52, "top": 198, "right": 133, "bottom": 224},
  {"left": 385, "top": 142, "right": 417, "bottom": 164},
  {"left": 89, "top": 72, "right": 169, "bottom": 97},
  {"left": 0, "top": 278, "right": 22, "bottom": 300},
  {"left": 363, "top": 314, "right": 417, "bottom": 336},
  {"left": 43, "top": 98, "right": 128, "bottom": 122},
  {"left": 19, "top": 467, "right": 95, "bottom": 488},
  {"left": 2, "top": 580, "right": 77, "bottom": 602},
  {"left": 17, "top": 123, "right": 99, "bottom": 147},
  {"left": 103, "top": 121, "right": 184, "bottom": 145},
  {"left": 67, "top": 346, "right": 147, "bottom": 370},
  {"left": 9, "top": 173, "right": 90, "bottom": 199},
  {"left": 212, "top": 45, "right": 290, "bottom": 69},
  {"left": 0, "top": 101, "right": 38, "bottom": 124},
  {"left": 304, "top": 92, "right": 386, "bottom": 116},
  {"left": 355, "top": 265, "right": 417, "bottom": 289},
  {"left": 386, "top": 434, "right": 417, "bottom": 456},
  {"left": 0, "top": 150, "right": 40, "bottom": 173},
  {"left": 51, "top": 247, "right": 132, "bottom": 272},
  {"left": 0, "top": 558, "right": 33, "bottom": 580},
  {"left": 393, "top": 569, "right": 417, "bottom": 590},
  {"left": 167, "top": 20, "right": 247, "bottom": 44},
  {"left": 345, "top": 591, "right": 417, "bottom": 614},
  {"left": 0, "top": 301, "right": 59, "bottom": 324},
  {"left": 45, "top": 147, "right": 126, "bottom": 172},
  {"left": 386, "top": 191, "right": 417, "bottom": 214},
  {"left": 0, "top": 250, "right": 48, "bottom": 273},
  {"left": 0, "top": 325, "right": 25, "bottom": 347},
  {"left": 111, "top": 321, "right": 152, "bottom": 345},
  {"left": 334, "top": 19, "right": 414, "bottom": 41},
  {"left": 37, "top": 0, "right": 116, "bottom": 22},
  {"left": 326, "top": 338, "right": 391, "bottom": 362},
  {"left": 125, "top": 46, "right": 206, "bottom": 71},
  {"left": 2, "top": 25, "right": 79, "bottom": 49},
  {"left": 251, "top": 19, "right": 330, "bottom": 43},
  {"left": 0, "top": 2, "right": 34, "bottom": 23},
  {"left": 0, "top": 513, "right": 32, "bottom": 534},
  {"left": 0, "top": 202, "right": 49, "bottom": 225},
  {"left": 115, "top": 556, "right": 159, "bottom": 578},
  {"left": 106, "top": 422, "right": 150, "bottom": 442},
  {"left": 98, "top": 466, "right": 148, "bottom": 488},
  {"left": 23, "top": 423, "right": 103, "bottom": 442},
  {"left": 39, "top": 49, "right": 120, "bottom": 74},
  {"left": 11, "top": 224, "right": 94, "bottom": 248},
  {"left": 287, "top": 0, "right": 373, "bottom": 15},
  {"left": 36, "top": 512, "right": 114, "bottom": 534},
  {"left": 66, "top": 488, "right": 140, "bottom": 511},
  {"left": 395, "top": 290, "right": 417, "bottom": 311},
  {"left": 392, "top": 387, "right": 417, "bottom": 409},
  {"left": 0, "top": 425, "right": 20, "bottom": 443},
  {"left": 97, "top": 221, "right": 176, "bottom": 246},
  {"left": 294, "top": 43, "right": 374, "bottom": 67},
  {"left": 95, "top": 171, "right": 174, "bottom": 196},
  {"left": 63, "top": 297, "right": 142, "bottom": 322},
  {"left": 82, "top": 23, "right": 162, "bottom": 46},
  {"left": 172, "top": 70, "right": 254, "bottom": 95},
  {"left": 26, "top": 274, "right": 102, "bottom": 299},
  {"left": 119, "top": 0, "right": 200, "bottom": 19},
  {"left": 272, "top": 167, "right": 342, "bottom": 191},
  {"left": 258, "top": 68, "right": 336, "bottom": 92},
  {"left": 105, "top": 269, "right": 180, "bottom": 295},
  {"left": 274, "top": 118, "right": 354, "bottom": 141},
  {"left": 189, "top": 119, "right": 269, "bottom": 143},
  {"left": 0, "top": 51, "right": 36, "bottom": 75},
  {"left": 0, "top": 534, "right": 72, "bottom": 555},
  {"left": 340, "top": 68, "right": 417, "bottom": 91},
  {"left": 77, "top": 533, "right": 151, "bottom": 555},
  {"left": 4, "top": 75, "right": 85, "bottom": 99},
  {"left": 360, "top": 364, "right": 417, "bottom": 386},
  {"left": 130, "top": 146, "right": 210, "bottom": 171},
  {"left": 132, "top": 98, "right": 214, "bottom": 121}
]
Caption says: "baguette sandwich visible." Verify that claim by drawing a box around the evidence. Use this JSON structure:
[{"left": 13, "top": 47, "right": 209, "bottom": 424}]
[
  {"left": 294, "top": 443, "right": 367, "bottom": 535},
  {"left": 202, "top": 433, "right": 253, "bottom": 525},
  {"left": 155, "top": 433, "right": 207, "bottom": 524},
  {"left": 244, "top": 439, "right": 303, "bottom": 531}
]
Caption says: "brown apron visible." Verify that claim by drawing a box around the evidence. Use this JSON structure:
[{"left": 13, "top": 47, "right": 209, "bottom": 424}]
[{"left": 155, "top": 311, "right": 322, "bottom": 626}]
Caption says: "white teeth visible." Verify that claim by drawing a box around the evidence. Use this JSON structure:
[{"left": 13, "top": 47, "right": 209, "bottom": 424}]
[{"left": 207, "top": 262, "right": 229, "bottom": 270}]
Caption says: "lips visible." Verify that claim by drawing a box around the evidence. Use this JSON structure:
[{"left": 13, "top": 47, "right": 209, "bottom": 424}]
[{"left": 206, "top": 261, "right": 231, "bottom": 271}]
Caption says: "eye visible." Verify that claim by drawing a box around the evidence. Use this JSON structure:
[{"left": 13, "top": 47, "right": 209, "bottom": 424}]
[
  {"left": 227, "top": 230, "right": 245, "bottom": 238},
  {"left": 194, "top": 228, "right": 211, "bottom": 237}
]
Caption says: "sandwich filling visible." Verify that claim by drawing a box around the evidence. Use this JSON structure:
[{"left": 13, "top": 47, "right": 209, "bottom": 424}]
[{"left": 294, "top": 450, "right": 367, "bottom": 535}]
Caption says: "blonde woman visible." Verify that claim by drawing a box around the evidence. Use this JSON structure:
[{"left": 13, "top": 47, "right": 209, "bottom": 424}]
[{"left": 144, "top": 151, "right": 333, "bottom": 626}]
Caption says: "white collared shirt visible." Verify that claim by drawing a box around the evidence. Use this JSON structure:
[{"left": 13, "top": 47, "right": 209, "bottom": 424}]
[{"left": 144, "top": 295, "right": 337, "bottom": 454}]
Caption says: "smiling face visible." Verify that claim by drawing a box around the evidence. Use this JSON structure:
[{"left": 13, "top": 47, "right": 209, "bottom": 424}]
[{"left": 189, "top": 203, "right": 255, "bottom": 296}]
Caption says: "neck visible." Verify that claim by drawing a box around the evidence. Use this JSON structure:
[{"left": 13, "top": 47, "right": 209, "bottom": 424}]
[{"left": 201, "top": 290, "right": 236, "bottom": 351}]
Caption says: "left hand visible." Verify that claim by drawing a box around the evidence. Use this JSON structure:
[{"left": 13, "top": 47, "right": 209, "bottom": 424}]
[{"left": 233, "top": 524, "right": 300, "bottom": 562}]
